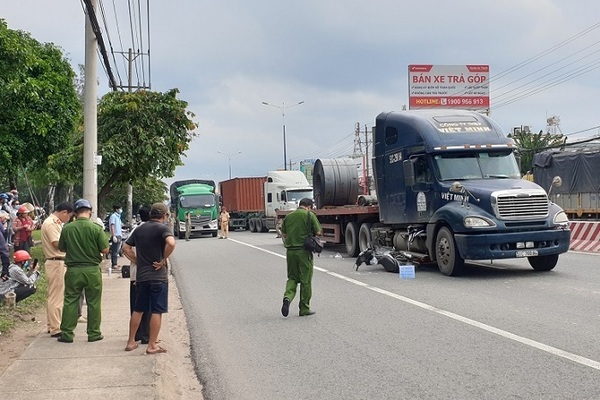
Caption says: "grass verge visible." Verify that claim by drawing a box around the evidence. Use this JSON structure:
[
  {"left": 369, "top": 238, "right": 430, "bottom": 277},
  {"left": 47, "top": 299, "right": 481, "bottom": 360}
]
[{"left": 0, "top": 230, "right": 47, "bottom": 335}]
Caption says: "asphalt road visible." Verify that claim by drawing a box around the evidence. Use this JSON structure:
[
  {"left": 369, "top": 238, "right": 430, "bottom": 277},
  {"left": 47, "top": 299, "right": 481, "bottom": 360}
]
[{"left": 170, "top": 230, "right": 600, "bottom": 400}]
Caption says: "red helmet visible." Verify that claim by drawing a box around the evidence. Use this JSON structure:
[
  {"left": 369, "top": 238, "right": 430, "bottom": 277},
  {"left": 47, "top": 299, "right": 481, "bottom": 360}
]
[
  {"left": 13, "top": 250, "right": 31, "bottom": 263},
  {"left": 18, "top": 205, "right": 29, "bottom": 214}
]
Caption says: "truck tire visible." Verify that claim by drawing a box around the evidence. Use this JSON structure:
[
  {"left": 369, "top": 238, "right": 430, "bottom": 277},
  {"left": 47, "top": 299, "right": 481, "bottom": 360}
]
[
  {"left": 178, "top": 229, "right": 185, "bottom": 240},
  {"left": 255, "top": 218, "right": 264, "bottom": 233},
  {"left": 260, "top": 220, "right": 269, "bottom": 233},
  {"left": 345, "top": 222, "right": 360, "bottom": 257},
  {"left": 358, "top": 223, "right": 372, "bottom": 253},
  {"left": 528, "top": 254, "right": 559, "bottom": 271},
  {"left": 435, "top": 226, "right": 465, "bottom": 276},
  {"left": 249, "top": 218, "right": 257, "bottom": 233}
]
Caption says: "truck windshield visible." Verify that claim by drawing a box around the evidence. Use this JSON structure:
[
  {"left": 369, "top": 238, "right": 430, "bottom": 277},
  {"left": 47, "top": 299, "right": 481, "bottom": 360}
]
[
  {"left": 285, "top": 190, "right": 313, "bottom": 202},
  {"left": 434, "top": 151, "right": 521, "bottom": 181},
  {"left": 180, "top": 194, "right": 215, "bottom": 208}
]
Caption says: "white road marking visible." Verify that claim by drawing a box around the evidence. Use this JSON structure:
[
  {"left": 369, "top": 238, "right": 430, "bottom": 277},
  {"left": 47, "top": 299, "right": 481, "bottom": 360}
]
[{"left": 229, "top": 238, "right": 600, "bottom": 371}]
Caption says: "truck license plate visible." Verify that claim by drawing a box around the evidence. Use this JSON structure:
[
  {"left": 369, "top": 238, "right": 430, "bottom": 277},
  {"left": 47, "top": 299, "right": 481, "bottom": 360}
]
[{"left": 516, "top": 250, "right": 538, "bottom": 257}]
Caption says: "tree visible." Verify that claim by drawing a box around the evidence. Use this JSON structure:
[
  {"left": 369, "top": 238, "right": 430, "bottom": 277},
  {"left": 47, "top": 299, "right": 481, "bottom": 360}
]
[
  {"left": 96, "top": 89, "right": 197, "bottom": 204},
  {"left": 50, "top": 89, "right": 197, "bottom": 211},
  {"left": 509, "top": 129, "right": 566, "bottom": 174},
  {"left": 100, "top": 176, "right": 168, "bottom": 218},
  {"left": 0, "top": 20, "right": 80, "bottom": 186}
]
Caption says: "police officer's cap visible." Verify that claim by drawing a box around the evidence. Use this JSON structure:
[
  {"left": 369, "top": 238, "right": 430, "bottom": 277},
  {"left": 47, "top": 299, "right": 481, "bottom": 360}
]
[{"left": 74, "top": 198, "right": 93, "bottom": 211}]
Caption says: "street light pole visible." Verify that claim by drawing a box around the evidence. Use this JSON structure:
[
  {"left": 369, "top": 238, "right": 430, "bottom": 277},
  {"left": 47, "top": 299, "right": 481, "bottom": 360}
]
[
  {"left": 217, "top": 151, "right": 241, "bottom": 179},
  {"left": 262, "top": 100, "right": 304, "bottom": 170}
]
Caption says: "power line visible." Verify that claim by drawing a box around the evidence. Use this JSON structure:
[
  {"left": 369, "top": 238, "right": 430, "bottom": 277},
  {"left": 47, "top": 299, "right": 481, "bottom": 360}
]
[
  {"left": 82, "top": 0, "right": 118, "bottom": 90},
  {"left": 98, "top": 0, "right": 123, "bottom": 85}
]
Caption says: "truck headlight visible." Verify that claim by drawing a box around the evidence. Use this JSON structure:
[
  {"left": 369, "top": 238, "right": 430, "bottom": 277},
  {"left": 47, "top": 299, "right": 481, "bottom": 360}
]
[
  {"left": 553, "top": 211, "right": 569, "bottom": 225},
  {"left": 464, "top": 216, "right": 496, "bottom": 228}
]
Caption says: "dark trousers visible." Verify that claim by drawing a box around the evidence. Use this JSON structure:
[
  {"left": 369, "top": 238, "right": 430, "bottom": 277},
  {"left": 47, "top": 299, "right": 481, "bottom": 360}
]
[
  {"left": 129, "top": 281, "right": 150, "bottom": 342},
  {"left": 14, "top": 285, "right": 36, "bottom": 302},
  {"left": 110, "top": 236, "right": 122, "bottom": 267}
]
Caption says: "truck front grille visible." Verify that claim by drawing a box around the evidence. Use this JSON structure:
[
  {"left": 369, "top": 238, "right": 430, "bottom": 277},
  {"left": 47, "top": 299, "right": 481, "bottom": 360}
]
[
  {"left": 192, "top": 216, "right": 211, "bottom": 225},
  {"left": 494, "top": 190, "right": 549, "bottom": 220}
]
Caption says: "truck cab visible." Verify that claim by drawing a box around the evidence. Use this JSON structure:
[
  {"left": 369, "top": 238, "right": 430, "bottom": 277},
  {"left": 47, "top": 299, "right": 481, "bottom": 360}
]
[
  {"left": 373, "top": 110, "right": 570, "bottom": 275},
  {"left": 264, "top": 170, "right": 313, "bottom": 218},
  {"left": 170, "top": 180, "right": 219, "bottom": 239}
]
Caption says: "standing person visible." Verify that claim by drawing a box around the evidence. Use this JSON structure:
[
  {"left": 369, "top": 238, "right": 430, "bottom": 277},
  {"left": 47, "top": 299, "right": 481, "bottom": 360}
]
[
  {"left": 0, "top": 250, "right": 40, "bottom": 303},
  {"left": 0, "top": 226, "right": 11, "bottom": 282},
  {"left": 57, "top": 199, "right": 109, "bottom": 343},
  {"left": 0, "top": 210, "right": 8, "bottom": 239},
  {"left": 8, "top": 198, "right": 18, "bottom": 244},
  {"left": 0, "top": 194, "right": 11, "bottom": 241},
  {"left": 123, "top": 202, "right": 175, "bottom": 354},
  {"left": 126, "top": 205, "right": 151, "bottom": 344},
  {"left": 41, "top": 202, "right": 74, "bottom": 337},
  {"left": 185, "top": 211, "right": 191, "bottom": 241},
  {"left": 109, "top": 204, "right": 123, "bottom": 271},
  {"left": 218, "top": 206, "right": 230, "bottom": 239},
  {"left": 13, "top": 205, "right": 36, "bottom": 252},
  {"left": 280, "top": 198, "right": 321, "bottom": 317}
]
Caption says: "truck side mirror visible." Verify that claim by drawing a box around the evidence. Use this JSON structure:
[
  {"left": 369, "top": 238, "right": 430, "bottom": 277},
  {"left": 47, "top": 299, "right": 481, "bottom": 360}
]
[
  {"left": 548, "top": 175, "right": 562, "bottom": 197},
  {"left": 403, "top": 160, "right": 415, "bottom": 186},
  {"left": 551, "top": 176, "right": 562, "bottom": 188}
]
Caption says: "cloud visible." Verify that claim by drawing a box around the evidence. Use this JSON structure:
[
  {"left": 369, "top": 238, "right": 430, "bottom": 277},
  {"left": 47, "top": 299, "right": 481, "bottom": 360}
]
[{"left": 2, "top": 0, "right": 600, "bottom": 189}]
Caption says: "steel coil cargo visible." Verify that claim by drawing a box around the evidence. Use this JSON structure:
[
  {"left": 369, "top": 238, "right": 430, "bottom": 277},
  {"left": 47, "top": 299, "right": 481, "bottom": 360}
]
[{"left": 313, "top": 158, "right": 359, "bottom": 208}]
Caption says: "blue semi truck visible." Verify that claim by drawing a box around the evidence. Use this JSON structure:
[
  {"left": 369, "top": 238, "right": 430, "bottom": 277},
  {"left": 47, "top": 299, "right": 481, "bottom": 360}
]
[{"left": 282, "top": 110, "right": 571, "bottom": 276}]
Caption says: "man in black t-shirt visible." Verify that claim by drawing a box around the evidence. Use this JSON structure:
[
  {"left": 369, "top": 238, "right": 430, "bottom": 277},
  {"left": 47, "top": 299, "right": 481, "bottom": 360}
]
[{"left": 123, "top": 202, "right": 175, "bottom": 354}]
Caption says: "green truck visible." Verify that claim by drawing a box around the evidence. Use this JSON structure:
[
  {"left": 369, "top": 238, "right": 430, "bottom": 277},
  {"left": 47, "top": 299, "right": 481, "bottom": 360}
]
[{"left": 169, "top": 180, "right": 219, "bottom": 239}]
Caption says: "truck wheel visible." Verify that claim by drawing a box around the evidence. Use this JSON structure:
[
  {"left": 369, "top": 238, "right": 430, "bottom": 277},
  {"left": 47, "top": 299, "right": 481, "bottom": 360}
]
[
  {"left": 178, "top": 229, "right": 185, "bottom": 240},
  {"left": 358, "top": 223, "right": 373, "bottom": 253},
  {"left": 260, "top": 220, "right": 269, "bottom": 233},
  {"left": 249, "top": 218, "right": 257, "bottom": 232},
  {"left": 255, "top": 218, "right": 264, "bottom": 232},
  {"left": 345, "top": 222, "right": 360, "bottom": 257},
  {"left": 528, "top": 254, "right": 559, "bottom": 271},
  {"left": 212, "top": 231, "right": 218, "bottom": 238},
  {"left": 435, "top": 226, "right": 465, "bottom": 276}
]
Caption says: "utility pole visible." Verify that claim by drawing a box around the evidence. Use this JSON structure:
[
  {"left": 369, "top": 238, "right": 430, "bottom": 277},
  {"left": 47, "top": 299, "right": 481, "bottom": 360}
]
[
  {"left": 83, "top": 0, "right": 99, "bottom": 217},
  {"left": 126, "top": 48, "right": 133, "bottom": 226}
]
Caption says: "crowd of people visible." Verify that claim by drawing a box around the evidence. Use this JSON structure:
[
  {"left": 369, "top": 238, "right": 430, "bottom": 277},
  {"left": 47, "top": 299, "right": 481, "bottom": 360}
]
[{"left": 0, "top": 193, "right": 176, "bottom": 355}]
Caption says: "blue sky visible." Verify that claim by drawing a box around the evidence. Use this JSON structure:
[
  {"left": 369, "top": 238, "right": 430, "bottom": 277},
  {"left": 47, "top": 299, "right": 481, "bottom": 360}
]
[{"left": 2, "top": 1, "right": 600, "bottom": 186}]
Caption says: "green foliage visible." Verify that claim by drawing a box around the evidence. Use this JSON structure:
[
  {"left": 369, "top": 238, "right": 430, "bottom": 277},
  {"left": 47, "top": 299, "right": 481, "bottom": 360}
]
[
  {"left": 95, "top": 89, "right": 197, "bottom": 201},
  {"left": 0, "top": 20, "right": 80, "bottom": 182},
  {"left": 49, "top": 89, "right": 196, "bottom": 212},
  {"left": 100, "top": 177, "right": 167, "bottom": 216},
  {"left": 509, "top": 129, "right": 566, "bottom": 174}
]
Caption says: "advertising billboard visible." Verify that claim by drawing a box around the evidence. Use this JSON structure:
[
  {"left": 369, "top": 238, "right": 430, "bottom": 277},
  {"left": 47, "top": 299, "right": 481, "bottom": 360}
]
[{"left": 408, "top": 65, "right": 489, "bottom": 110}]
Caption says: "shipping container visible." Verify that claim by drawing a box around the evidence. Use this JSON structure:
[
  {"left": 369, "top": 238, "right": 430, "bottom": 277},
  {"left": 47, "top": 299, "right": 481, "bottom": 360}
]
[{"left": 219, "top": 177, "right": 266, "bottom": 213}]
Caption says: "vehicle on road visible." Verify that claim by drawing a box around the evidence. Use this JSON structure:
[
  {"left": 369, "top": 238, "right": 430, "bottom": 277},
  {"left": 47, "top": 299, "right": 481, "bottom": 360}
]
[
  {"left": 278, "top": 110, "right": 571, "bottom": 276},
  {"left": 220, "top": 171, "right": 312, "bottom": 233},
  {"left": 170, "top": 180, "right": 219, "bottom": 239}
]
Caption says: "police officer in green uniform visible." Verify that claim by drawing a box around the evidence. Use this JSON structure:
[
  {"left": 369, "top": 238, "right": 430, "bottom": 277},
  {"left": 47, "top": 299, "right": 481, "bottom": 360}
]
[
  {"left": 57, "top": 199, "right": 109, "bottom": 343},
  {"left": 280, "top": 198, "right": 321, "bottom": 317}
]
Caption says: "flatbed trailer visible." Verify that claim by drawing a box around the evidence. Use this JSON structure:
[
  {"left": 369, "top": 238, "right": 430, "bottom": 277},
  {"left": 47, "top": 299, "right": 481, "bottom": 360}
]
[{"left": 277, "top": 205, "right": 380, "bottom": 255}]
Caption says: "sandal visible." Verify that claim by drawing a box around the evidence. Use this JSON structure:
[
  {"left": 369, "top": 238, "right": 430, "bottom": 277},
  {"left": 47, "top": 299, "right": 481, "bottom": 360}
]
[
  {"left": 124, "top": 343, "right": 139, "bottom": 351},
  {"left": 146, "top": 345, "right": 167, "bottom": 354}
]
